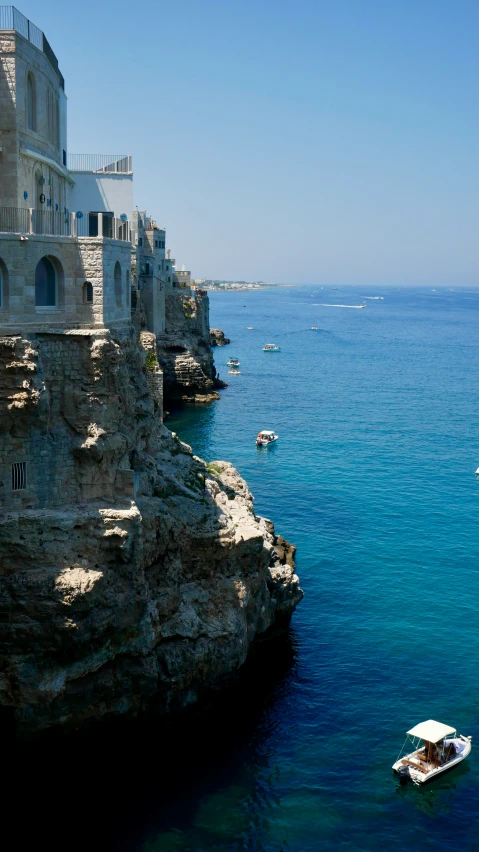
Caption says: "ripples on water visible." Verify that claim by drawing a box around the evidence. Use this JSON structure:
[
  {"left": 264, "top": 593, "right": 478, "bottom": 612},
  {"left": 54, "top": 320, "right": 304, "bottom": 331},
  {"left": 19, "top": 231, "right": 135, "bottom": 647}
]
[{"left": 13, "top": 286, "right": 479, "bottom": 850}]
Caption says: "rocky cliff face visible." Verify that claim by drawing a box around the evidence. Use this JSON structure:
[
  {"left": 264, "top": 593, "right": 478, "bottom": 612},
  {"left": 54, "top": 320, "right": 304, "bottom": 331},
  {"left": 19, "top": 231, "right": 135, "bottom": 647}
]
[
  {"left": 210, "top": 328, "right": 230, "bottom": 347},
  {"left": 0, "top": 327, "right": 302, "bottom": 735},
  {"left": 156, "top": 291, "right": 226, "bottom": 404}
]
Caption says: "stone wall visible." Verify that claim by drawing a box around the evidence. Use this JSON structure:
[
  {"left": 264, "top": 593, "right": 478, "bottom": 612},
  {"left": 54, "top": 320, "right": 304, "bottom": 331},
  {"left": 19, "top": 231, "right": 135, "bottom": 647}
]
[
  {"left": 0, "top": 233, "right": 131, "bottom": 329},
  {"left": 0, "top": 31, "right": 70, "bottom": 210}
]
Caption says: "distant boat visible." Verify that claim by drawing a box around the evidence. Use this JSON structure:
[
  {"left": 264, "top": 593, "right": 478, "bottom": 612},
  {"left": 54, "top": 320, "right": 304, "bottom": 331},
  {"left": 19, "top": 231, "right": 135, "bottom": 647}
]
[
  {"left": 263, "top": 343, "right": 281, "bottom": 351},
  {"left": 227, "top": 357, "right": 240, "bottom": 367},
  {"left": 364, "top": 296, "right": 384, "bottom": 300},
  {"left": 228, "top": 369, "right": 241, "bottom": 374},
  {"left": 247, "top": 326, "right": 253, "bottom": 329},
  {"left": 311, "top": 325, "right": 317, "bottom": 329},
  {"left": 475, "top": 467, "right": 479, "bottom": 474},
  {"left": 256, "top": 430, "right": 278, "bottom": 447}
]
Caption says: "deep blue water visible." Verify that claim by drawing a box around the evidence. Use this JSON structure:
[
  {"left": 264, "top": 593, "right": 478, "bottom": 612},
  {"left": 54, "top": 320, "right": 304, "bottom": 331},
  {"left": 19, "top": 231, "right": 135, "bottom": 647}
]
[
  {"left": 15, "top": 285, "right": 479, "bottom": 851},
  {"left": 163, "top": 285, "right": 479, "bottom": 851}
]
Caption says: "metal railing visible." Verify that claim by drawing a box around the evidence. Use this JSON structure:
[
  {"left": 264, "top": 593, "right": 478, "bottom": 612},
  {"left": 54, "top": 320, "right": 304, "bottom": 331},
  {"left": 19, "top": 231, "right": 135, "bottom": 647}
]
[
  {"left": 0, "top": 206, "right": 30, "bottom": 233},
  {"left": 0, "top": 207, "right": 131, "bottom": 241},
  {"left": 68, "top": 154, "right": 132, "bottom": 173},
  {"left": 0, "top": 7, "right": 63, "bottom": 88}
]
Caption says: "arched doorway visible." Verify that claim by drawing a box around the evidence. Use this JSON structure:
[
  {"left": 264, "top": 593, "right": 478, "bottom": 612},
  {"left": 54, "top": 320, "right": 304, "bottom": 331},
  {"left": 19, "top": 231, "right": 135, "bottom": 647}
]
[{"left": 35, "top": 256, "right": 57, "bottom": 306}]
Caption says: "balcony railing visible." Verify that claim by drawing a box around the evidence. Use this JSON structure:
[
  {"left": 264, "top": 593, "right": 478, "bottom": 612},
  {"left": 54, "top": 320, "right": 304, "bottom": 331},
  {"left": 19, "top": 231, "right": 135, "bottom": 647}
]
[
  {"left": 0, "top": 7, "right": 64, "bottom": 88},
  {"left": 0, "top": 207, "right": 131, "bottom": 241},
  {"left": 68, "top": 154, "right": 132, "bottom": 173}
]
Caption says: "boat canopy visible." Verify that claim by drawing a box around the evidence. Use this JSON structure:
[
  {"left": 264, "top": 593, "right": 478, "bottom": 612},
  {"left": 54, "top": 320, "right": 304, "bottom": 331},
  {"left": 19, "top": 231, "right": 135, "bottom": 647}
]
[
  {"left": 407, "top": 720, "right": 456, "bottom": 743},
  {"left": 259, "top": 430, "right": 275, "bottom": 436}
]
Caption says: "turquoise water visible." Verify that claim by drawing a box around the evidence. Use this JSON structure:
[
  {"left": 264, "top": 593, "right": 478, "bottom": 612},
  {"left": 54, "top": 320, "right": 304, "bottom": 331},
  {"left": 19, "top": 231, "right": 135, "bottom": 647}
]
[
  {"left": 164, "top": 285, "right": 479, "bottom": 851},
  {"left": 16, "top": 286, "right": 479, "bottom": 850}
]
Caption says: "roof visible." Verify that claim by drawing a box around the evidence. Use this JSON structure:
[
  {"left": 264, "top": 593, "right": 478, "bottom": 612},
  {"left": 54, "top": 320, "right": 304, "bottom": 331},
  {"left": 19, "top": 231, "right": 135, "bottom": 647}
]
[
  {"left": 407, "top": 720, "right": 456, "bottom": 743},
  {"left": 259, "top": 431, "right": 275, "bottom": 436}
]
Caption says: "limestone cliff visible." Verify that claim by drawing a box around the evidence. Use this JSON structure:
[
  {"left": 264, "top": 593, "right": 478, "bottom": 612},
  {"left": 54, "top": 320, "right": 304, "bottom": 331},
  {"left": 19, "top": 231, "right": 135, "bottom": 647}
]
[
  {"left": 0, "top": 328, "right": 302, "bottom": 735},
  {"left": 156, "top": 289, "right": 226, "bottom": 404},
  {"left": 210, "top": 329, "right": 230, "bottom": 347}
]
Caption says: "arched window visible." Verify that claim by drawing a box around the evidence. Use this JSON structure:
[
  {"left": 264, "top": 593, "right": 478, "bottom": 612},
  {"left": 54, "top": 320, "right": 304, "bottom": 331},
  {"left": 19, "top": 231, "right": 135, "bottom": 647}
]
[
  {"left": 114, "top": 262, "right": 122, "bottom": 307},
  {"left": 35, "top": 256, "right": 57, "bottom": 306},
  {"left": 27, "top": 73, "right": 36, "bottom": 131},
  {"left": 83, "top": 281, "right": 93, "bottom": 304}
]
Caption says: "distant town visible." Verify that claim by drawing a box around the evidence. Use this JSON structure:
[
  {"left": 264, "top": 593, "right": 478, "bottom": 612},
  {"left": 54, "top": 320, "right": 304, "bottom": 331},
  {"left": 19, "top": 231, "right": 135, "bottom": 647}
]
[{"left": 193, "top": 279, "right": 276, "bottom": 291}]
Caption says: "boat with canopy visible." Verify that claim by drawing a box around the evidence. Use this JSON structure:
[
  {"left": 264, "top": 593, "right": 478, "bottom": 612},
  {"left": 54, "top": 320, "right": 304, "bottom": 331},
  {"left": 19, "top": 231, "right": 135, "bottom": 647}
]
[
  {"left": 392, "top": 719, "right": 472, "bottom": 785},
  {"left": 256, "top": 430, "right": 278, "bottom": 447}
]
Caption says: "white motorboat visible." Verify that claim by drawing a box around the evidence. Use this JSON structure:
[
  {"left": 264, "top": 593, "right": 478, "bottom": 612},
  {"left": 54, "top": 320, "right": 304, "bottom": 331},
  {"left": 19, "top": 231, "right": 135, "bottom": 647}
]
[
  {"left": 263, "top": 343, "right": 281, "bottom": 351},
  {"left": 392, "top": 719, "right": 472, "bottom": 785},
  {"left": 256, "top": 430, "right": 278, "bottom": 447},
  {"left": 247, "top": 326, "right": 253, "bottom": 329},
  {"left": 475, "top": 467, "right": 479, "bottom": 474},
  {"left": 311, "top": 325, "right": 317, "bottom": 330},
  {"left": 227, "top": 357, "right": 240, "bottom": 367}
]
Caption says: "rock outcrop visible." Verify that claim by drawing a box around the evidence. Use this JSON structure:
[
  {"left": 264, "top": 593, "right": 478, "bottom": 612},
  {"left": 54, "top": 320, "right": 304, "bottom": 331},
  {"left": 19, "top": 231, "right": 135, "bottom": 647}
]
[
  {"left": 210, "top": 328, "right": 230, "bottom": 347},
  {"left": 156, "top": 290, "right": 227, "bottom": 404},
  {"left": 0, "top": 327, "right": 302, "bottom": 735}
]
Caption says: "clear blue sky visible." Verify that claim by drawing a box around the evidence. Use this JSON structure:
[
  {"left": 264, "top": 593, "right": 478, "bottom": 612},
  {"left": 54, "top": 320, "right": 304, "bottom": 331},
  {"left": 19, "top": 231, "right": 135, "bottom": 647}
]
[{"left": 19, "top": 0, "right": 479, "bottom": 285}]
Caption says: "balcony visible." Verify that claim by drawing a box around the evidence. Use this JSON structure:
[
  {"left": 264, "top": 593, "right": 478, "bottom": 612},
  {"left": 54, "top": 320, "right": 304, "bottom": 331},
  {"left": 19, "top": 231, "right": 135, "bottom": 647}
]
[
  {"left": 0, "top": 6, "right": 64, "bottom": 89},
  {"left": 68, "top": 154, "right": 132, "bottom": 174},
  {"left": 0, "top": 207, "right": 131, "bottom": 241}
]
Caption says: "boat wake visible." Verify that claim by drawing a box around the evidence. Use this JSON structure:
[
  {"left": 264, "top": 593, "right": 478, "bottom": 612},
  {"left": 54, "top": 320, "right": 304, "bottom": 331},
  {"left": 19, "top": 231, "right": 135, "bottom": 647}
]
[{"left": 315, "top": 303, "right": 366, "bottom": 309}]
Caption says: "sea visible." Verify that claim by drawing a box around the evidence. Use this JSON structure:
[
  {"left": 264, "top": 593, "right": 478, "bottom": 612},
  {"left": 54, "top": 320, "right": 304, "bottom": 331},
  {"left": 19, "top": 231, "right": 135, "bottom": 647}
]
[{"left": 17, "top": 285, "right": 479, "bottom": 850}]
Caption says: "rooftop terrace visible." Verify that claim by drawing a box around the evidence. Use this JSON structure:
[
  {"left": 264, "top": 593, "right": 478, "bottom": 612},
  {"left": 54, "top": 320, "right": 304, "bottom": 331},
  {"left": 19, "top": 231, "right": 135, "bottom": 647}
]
[{"left": 0, "top": 5, "right": 64, "bottom": 89}]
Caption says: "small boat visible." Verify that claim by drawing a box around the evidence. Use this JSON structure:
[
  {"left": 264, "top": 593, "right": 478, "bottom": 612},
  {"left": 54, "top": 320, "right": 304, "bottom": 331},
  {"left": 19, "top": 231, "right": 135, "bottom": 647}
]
[
  {"left": 392, "top": 720, "right": 472, "bottom": 785},
  {"left": 227, "top": 358, "right": 240, "bottom": 367},
  {"left": 311, "top": 325, "right": 317, "bottom": 330},
  {"left": 475, "top": 468, "right": 479, "bottom": 474},
  {"left": 256, "top": 430, "right": 278, "bottom": 447},
  {"left": 247, "top": 326, "right": 253, "bottom": 330},
  {"left": 228, "top": 369, "right": 241, "bottom": 374},
  {"left": 263, "top": 343, "right": 281, "bottom": 352}
]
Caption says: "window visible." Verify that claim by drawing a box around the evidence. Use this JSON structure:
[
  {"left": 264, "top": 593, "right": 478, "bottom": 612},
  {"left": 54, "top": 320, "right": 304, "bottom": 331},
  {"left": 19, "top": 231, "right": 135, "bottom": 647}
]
[
  {"left": 138, "top": 237, "right": 143, "bottom": 247},
  {"left": 0, "top": 256, "right": 11, "bottom": 310},
  {"left": 102, "top": 213, "right": 113, "bottom": 239},
  {"left": 56, "top": 99, "right": 60, "bottom": 149},
  {"left": 83, "top": 281, "right": 93, "bottom": 303},
  {"left": 35, "top": 256, "right": 57, "bottom": 306},
  {"left": 155, "top": 240, "right": 158, "bottom": 248},
  {"left": 145, "top": 262, "right": 150, "bottom": 276},
  {"left": 114, "top": 261, "right": 122, "bottom": 307},
  {"left": 27, "top": 73, "right": 36, "bottom": 131},
  {"left": 89, "top": 213, "right": 99, "bottom": 237},
  {"left": 12, "top": 462, "right": 27, "bottom": 491}
]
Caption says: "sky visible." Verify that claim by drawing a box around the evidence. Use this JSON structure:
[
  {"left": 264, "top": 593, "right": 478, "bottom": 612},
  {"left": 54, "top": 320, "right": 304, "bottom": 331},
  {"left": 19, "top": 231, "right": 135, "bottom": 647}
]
[{"left": 18, "top": 0, "right": 479, "bottom": 286}]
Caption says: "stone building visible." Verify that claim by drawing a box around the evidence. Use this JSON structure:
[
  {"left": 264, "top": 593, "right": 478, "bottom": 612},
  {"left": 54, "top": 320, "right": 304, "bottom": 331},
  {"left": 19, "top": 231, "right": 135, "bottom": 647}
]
[
  {"left": 0, "top": 7, "right": 132, "bottom": 330},
  {"left": 132, "top": 210, "right": 166, "bottom": 334},
  {"left": 0, "top": 6, "right": 216, "bottom": 514}
]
